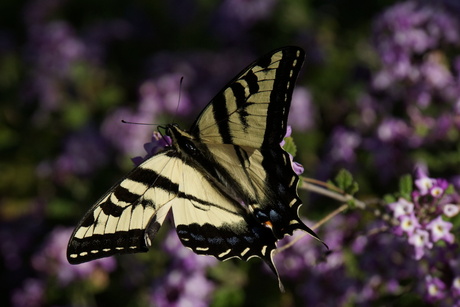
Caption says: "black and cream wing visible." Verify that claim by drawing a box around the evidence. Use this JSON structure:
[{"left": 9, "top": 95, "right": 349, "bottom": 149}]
[
  {"left": 185, "top": 46, "right": 318, "bottom": 240},
  {"left": 67, "top": 146, "right": 278, "bottom": 269},
  {"left": 169, "top": 46, "right": 320, "bottom": 281},
  {"left": 191, "top": 46, "right": 304, "bottom": 148},
  {"left": 171, "top": 160, "right": 279, "bottom": 273},
  {"left": 67, "top": 150, "right": 180, "bottom": 264}
]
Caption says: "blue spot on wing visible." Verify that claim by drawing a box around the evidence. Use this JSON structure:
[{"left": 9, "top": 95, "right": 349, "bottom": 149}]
[
  {"left": 243, "top": 236, "right": 255, "bottom": 243},
  {"left": 208, "top": 237, "right": 224, "bottom": 244},
  {"left": 226, "top": 236, "right": 240, "bottom": 246},
  {"left": 191, "top": 233, "right": 205, "bottom": 241}
]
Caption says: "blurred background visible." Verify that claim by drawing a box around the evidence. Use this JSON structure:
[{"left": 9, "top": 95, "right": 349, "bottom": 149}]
[{"left": 2, "top": 0, "right": 460, "bottom": 306}]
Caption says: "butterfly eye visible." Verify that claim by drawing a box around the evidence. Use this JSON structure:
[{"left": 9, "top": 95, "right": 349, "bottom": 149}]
[{"left": 184, "top": 140, "right": 198, "bottom": 155}]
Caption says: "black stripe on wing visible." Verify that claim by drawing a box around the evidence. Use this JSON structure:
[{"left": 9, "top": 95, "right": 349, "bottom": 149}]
[
  {"left": 68, "top": 230, "right": 149, "bottom": 264},
  {"left": 176, "top": 219, "right": 279, "bottom": 274},
  {"left": 190, "top": 47, "right": 304, "bottom": 147},
  {"left": 210, "top": 60, "right": 272, "bottom": 144},
  {"left": 208, "top": 71, "right": 261, "bottom": 143},
  {"left": 263, "top": 47, "right": 304, "bottom": 147},
  {"left": 261, "top": 146, "right": 320, "bottom": 239}
]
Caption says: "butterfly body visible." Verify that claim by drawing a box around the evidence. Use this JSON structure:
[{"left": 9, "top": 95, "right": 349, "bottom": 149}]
[{"left": 67, "top": 46, "right": 320, "bottom": 285}]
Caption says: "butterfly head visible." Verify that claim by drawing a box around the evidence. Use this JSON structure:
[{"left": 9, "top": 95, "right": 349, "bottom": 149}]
[{"left": 166, "top": 124, "right": 201, "bottom": 159}]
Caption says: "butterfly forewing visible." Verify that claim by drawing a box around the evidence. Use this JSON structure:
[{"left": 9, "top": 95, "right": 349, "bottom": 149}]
[
  {"left": 191, "top": 47, "right": 305, "bottom": 147},
  {"left": 67, "top": 151, "right": 180, "bottom": 264}
]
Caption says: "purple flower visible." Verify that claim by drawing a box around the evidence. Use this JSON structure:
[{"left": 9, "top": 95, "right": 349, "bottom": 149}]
[
  {"left": 388, "top": 198, "right": 414, "bottom": 218},
  {"left": 279, "top": 125, "right": 292, "bottom": 147},
  {"left": 291, "top": 160, "right": 305, "bottom": 176},
  {"left": 413, "top": 169, "right": 449, "bottom": 202},
  {"left": 398, "top": 213, "right": 420, "bottom": 235},
  {"left": 408, "top": 228, "right": 432, "bottom": 260},
  {"left": 275, "top": 227, "right": 319, "bottom": 280},
  {"left": 49, "top": 127, "right": 110, "bottom": 179},
  {"left": 24, "top": 20, "right": 87, "bottom": 113},
  {"left": 150, "top": 230, "right": 216, "bottom": 306},
  {"left": 138, "top": 74, "right": 192, "bottom": 117},
  {"left": 376, "top": 118, "right": 411, "bottom": 143},
  {"left": 276, "top": 216, "right": 348, "bottom": 279},
  {"left": 374, "top": 1, "right": 459, "bottom": 64},
  {"left": 132, "top": 131, "right": 171, "bottom": 166},
  {"left": 443, "top": 204, "right": 460, "bottom": 217},
  {"left": 425, "top": 275, "right": 446, "bottom": 302},
  {"left": 150, "top": 270, "right": 215, "bottom": 307},
  {"left": 425, "top": 216, "right": 454, "bottom": 244},
  {"left": 32, "top": 227, "right": 116, "bottom": 285},
  {"left": 453, "top": 276, "right": 460, "bottom": 297},
  {"left": 414, "top": 168, "right": 437, "bottom": 195},
  {"left": 328, "top": 127, "right": 361, "bottom": 164},
  {"left": 421, "top": 53, "right": 452, "bottom": 89},
  {"left": 288, "top": 87, "right": 315, "bottom": 131}
]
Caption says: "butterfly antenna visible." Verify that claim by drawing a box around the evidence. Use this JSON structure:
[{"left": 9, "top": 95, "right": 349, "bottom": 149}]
[
  {"left": 170, "top": 76, "right": 184, "bottom": 125},
  {"left": 121, "top": 119, "right": 158, "bottom": 126}
]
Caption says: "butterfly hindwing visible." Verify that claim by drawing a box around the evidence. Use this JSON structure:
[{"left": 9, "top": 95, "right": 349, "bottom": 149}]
[{"left": 171, "top": 160, "right": 277, "bottom": 265}]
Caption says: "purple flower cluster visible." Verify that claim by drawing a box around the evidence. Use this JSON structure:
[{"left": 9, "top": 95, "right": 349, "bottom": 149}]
[
  {"left": 11, "top": 278, "right": 45, "bottom": 307},
  {"left": 23, "top": 0, "right": 87, "bottom": 116},
  {"left": 319, "top": 1, "right": 460, "bottom": 183},
  {"left": 150, "top": 230, "right": 216, "bottom": 307},
  {"left": 373, "top": 1, "right": 460, "bottom": 101},
  {"left": 389, "top": 169, "right": 457, "bottom": 259},
  {"left": 37, "top": 126, "right": 110, "bottom": 181},
  {"left": 387, "top": 169, "right": 460, "bottom": 303},
  {"left": 370, "top": 0, "right": 460, "bottom": 144},
  {"left": 10, "top": 227, "right": 116, "bottom": 306},
  {"left": 275, "top": 215, "right": 363, "bottom": 305},
  {"left": 101, "top": 62, "right": 193, "bottom": 157}
]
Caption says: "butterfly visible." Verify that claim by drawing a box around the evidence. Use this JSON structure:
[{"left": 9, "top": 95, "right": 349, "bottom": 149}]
[{"left": 67, "top": 46, "right": 321, "bottom": 289}]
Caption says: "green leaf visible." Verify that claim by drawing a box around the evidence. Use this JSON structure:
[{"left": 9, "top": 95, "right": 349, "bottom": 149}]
[
  {"left": 334, "top": 169, "right": 359, "bottom": 195},
  {"left": 383, "top": 194, "right": 396, "bottom": 204},
  {"left": 282, "top": 136, "right": 297, "bottom": 157},
  {"left": 398, "top": 174, "right": 413, "bottom": 200},
  {"left": 445, "top": 184, "right": 455, "bottom": 195},
  {"left": 47, "top": 198, "right": 77, "bottom": 219},
  {"left": 211, "top": 287, "right": 245, "bottom": 307}
]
